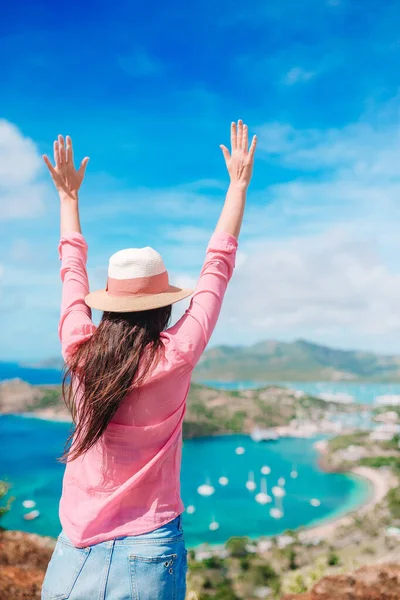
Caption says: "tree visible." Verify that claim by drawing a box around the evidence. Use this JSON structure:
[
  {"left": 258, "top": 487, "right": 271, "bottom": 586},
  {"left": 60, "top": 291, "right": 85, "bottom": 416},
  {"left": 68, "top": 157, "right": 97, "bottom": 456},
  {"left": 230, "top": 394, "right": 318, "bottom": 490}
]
[
  {"left": 225, "top": 537, "right": 249, "bottom": 558},
  {"left": 286, "top": 547, "right": 298, "bottom": 570},
  {"left": 327, "top": 551, "right": 341, "bottom": 566},
  {"left": 0, "top": 481, "right": 13, "bottom": 520},
  {"left": 202, "top": 556, "right": 224, "bottom": 570}
]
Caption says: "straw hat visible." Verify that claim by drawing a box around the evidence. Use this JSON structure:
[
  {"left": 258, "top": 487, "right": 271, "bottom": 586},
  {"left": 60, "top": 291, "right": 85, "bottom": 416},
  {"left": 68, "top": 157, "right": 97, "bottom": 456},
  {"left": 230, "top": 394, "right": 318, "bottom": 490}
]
[{"left": 85, "top": 246, "right": 193, "bottom": 313}]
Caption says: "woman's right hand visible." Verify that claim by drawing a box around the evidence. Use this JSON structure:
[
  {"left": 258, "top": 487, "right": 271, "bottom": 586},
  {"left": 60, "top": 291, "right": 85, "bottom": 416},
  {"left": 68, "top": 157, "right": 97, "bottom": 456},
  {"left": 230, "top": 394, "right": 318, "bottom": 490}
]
[
  {"left": 43, "top": 135, "right": 89, "bottom": 201},
  {"left": 220, "top": 120, "right": 257, "bottom": 189}
]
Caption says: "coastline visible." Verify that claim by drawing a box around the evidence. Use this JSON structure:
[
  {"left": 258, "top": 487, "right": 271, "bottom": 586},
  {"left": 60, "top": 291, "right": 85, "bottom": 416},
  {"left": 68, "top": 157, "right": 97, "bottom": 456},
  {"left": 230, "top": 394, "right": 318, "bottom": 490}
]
[
  {"left": 3, "top": 413, "right": 396, "bottom": 548},
  {"left": 2, "top": 410, "right": 73, "bottom": 423},
  {"left": 297, "top": 441, "right": 397, "bottom": 542}
]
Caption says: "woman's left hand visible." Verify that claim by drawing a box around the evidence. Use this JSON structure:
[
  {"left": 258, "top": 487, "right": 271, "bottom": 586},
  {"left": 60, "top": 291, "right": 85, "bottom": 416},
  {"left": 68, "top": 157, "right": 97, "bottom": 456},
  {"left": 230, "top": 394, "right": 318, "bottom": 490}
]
[{"left": 43, "top": 135, "right": 89, "bottom": 201}]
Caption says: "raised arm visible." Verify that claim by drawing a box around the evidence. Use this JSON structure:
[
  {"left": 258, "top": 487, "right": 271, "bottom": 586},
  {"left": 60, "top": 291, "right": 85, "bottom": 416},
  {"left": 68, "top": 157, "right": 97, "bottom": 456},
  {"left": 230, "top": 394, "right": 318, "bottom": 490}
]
[
  {"left": 165, "top": 120, "right": 257, "bottom": 366},
  {"left": 217, "top": 120, "right": 257, "bottom": 238},
  {"left": 43, "top": 136, "right": 95, "bottom": 363}
]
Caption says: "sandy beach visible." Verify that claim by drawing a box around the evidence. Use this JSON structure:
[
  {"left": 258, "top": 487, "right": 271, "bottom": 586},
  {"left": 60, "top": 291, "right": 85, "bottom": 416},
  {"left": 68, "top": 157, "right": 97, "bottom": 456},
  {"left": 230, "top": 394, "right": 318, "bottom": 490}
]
[
  {"left": 298, "top": 442, "right": 398, "bottom": 542},
  {"left": 19, "top": 409, "right": 72, "bottom": 423}
]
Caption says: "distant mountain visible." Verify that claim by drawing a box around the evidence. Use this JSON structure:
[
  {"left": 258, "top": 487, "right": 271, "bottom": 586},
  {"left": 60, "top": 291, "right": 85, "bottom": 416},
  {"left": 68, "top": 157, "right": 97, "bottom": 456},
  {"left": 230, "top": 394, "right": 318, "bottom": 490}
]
[
  {"left": 3, "top": 339, "right": 400, "bottom": 384},
  {"left": 193, "top": 339, "right": 400, "bottom": 382}
]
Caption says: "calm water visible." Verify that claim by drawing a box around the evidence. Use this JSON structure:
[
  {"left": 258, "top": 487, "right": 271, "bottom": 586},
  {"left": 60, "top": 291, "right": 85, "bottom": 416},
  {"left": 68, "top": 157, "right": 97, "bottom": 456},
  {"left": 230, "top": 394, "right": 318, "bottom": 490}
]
[
  {"left": 3, "top": 362, "right": 400, "bottom": 405},
  {"left": 0, "top": 415, "right": 370, "bottom": 547},
  {"left": 0, "top": 362, "right": 62, "bottom": 385}
]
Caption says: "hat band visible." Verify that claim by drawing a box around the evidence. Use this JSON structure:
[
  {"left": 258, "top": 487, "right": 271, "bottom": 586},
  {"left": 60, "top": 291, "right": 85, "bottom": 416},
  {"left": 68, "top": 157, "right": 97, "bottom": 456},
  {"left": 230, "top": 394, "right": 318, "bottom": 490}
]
[{"left": 106, "top": 271, "right": 169, "bottom": 296}]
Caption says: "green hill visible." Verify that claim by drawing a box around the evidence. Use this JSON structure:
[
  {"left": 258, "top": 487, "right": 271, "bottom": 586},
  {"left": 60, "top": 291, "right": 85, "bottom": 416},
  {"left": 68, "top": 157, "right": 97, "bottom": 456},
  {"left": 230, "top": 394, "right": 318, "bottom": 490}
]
[
  {"left": 0, "top": 379, "right": 360, "bottom": 439},
  {"left": 193, "top": 339, "right": 400, "bottom": 382},
  {"left": 26, "top": 338, "right": 400, "bottom": 382}
]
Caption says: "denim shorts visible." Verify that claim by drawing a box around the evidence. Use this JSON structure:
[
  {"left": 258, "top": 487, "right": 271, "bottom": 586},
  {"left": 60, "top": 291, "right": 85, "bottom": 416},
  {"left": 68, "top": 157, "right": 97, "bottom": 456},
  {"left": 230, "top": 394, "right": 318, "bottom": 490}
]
[{"left": 41, "top": 515, "right": 187, "bottom": 599}]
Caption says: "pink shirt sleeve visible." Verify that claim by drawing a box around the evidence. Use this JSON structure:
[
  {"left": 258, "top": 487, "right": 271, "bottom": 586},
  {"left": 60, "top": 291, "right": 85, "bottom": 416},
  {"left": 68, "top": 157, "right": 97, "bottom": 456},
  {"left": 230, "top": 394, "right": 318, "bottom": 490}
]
[
  {"left": 165, "top": 231, "right": 238, "bottom": 367},
  {"left": 58, "top": 232, "right": 96, "bottom": 364}
]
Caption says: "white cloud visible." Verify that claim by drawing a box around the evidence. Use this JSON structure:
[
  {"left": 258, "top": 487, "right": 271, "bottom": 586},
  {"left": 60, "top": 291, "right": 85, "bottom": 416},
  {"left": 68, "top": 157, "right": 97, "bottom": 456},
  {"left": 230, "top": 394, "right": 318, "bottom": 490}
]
[
  {"left": 0, "top": 120, "right": 42, "bottom": 185},
  {"left": 257, "top": 97, "right": 400, "bottom": 179},
  {"left": 0, "top": 119, "right": 49, "bottom": 219},
  {"left": 205, "top": 93, "right": 400, "bottom": 350},
  {"left": 283, "top": 67, "right": 315, "bottom": 85},
  {"left": 224, "top": 229, "right": 400, "bottom": 338},
  {"left": 252, "top": 95, "right": 400, "bottom": 241}
]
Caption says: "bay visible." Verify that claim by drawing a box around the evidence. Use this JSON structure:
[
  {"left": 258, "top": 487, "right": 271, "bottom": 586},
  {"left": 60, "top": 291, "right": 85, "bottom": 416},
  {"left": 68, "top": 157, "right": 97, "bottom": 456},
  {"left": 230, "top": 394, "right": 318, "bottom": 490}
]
[{"left": 0, "top": 415, "right": 370, "bottom": 547}]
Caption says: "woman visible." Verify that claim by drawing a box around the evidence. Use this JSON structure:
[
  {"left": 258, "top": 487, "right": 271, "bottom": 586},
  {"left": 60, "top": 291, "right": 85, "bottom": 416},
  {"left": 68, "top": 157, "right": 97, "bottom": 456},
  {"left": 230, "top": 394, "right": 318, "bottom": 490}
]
[{"left": 41, "top": 121, "right": 257, "bottom": 600}]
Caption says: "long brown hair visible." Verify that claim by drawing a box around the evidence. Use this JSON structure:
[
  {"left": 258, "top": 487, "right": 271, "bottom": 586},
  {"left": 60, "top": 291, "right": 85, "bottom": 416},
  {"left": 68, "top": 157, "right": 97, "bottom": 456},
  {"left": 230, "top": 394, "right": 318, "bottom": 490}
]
[{"left": 60, "top": 305, "right": 172, "bottom": 462}]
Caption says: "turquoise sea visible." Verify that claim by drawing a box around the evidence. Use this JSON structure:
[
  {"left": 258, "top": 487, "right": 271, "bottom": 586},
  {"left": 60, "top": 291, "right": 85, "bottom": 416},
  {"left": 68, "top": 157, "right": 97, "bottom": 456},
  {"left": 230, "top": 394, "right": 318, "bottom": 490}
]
[{"left": 0, "top": 415, "right": 371, "bottom": 547}]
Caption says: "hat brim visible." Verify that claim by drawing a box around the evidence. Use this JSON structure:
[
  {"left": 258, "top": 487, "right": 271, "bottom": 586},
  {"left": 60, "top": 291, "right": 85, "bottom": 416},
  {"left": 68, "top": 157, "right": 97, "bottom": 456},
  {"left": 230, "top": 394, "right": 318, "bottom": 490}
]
[{"left": 85, "top": 286, "right": 193, "bottom": 313}]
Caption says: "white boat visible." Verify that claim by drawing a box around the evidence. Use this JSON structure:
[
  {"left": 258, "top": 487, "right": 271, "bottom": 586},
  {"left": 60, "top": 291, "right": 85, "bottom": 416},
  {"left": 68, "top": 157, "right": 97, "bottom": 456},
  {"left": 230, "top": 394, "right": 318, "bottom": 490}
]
[
  {"left": 250, "top": 427, "right": 279, "bottom": 442},
  {"left": 310, "top": 498, "right": 321, "bottom": 507},
  {"left": 278, "top": 477, "right": 286, "bottom": 487},
  {"left": 272, "top": 486, "right": 286, "bottom": 498},
  {"left": 270, "top": 493, "right": 284, "bottom": 519},
  {"left": 186, "top": 505, "right": 196, "bottom": 514},
  {"left": 235, "top": 446, "right": 246, "bottom": 455},
  {"left": 245, "top": 471, "right": 257, "bottom": 492},
  {"left": 197, "top": 478, "right": 215, "bottom": 497},
  {"left": 270, "top": 507, "right": 283, "bottom": 519},
  {"left": 261, "top": 465, "right": 271, "bottom": 475},
  {"left": 22, "top": 500, "right": 36, "bottom": 509},
  {"left": 23, "top": 510, "right": 40, "bottom": 521},
  {"left": 209, "top": 519, "right": 220, "bottom": 531},
  {"left": 290, "top": 465, "right": 298, "bottom": 479},
  {"left": 218, "top": 476, "right": 229, "bottom": 486},
  {"left": 255, "top": 478, "right": 272, "bottom": 505}
]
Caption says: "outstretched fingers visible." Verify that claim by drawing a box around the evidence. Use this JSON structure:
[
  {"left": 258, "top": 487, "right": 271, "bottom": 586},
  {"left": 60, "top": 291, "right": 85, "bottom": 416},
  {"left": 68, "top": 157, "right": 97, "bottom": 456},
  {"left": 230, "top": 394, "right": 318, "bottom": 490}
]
[
  {"left": 243, "top": 123, "right": 248, "bottom": 152},
  {"left": 248, "top": 135, "right": 257, "bottom": 160},
  {"left": 43, "top": 155, "right": 58, "bottom": 178},
  {"left": 230, "top": 121, "right": 237, "bottom": 151},
  {"left": 66, "top": 136, "right": 74, "bottom": 165},
  {"left": 220, "top": 144, "right": 231, "bottom": 164},
  {"left": 237, "top": 119, "right": 243, "bottom": 149},
  {"left": 58, "top": 135, "right": 66, "bottom": 164},
  {"left": 53, "top": 140, "right": 61, "bottom": 169},
  {"left": 78, "top": 157, "right": 90, "bottom": 177}
]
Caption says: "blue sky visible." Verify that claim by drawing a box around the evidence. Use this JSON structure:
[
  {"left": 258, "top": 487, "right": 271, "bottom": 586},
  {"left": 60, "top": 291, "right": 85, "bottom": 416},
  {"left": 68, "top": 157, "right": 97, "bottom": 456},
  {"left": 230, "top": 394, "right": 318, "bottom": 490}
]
[{"left": 2, "top": 0, "right": 400, "bottom": 361}]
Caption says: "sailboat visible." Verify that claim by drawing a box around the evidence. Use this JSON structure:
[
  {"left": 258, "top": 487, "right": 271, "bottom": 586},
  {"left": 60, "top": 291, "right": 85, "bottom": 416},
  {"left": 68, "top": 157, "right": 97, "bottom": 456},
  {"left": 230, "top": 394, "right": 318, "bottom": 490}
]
[
  {"left": 255, "top": 477, "right": 272, "bottom": 504},
  {"left": 270, "top": 493, "right": 284, "bottom": 519},
  {"left": 197, "top": 478, "right": 215, "bottom": 497},
  {"left": 290, "top": 465, "right": 298, "bottom": 479},
  {"left": 272, "top": 486, "right": 286, "bottom": 499},
  {"left": 269, "top": 506, "right": 283, "bottom": 519},
  {"left": 310, "top": 498, "right": 321, "bottom": 507},
  {"left": 218, "top": 476, "right": 229, "bottom": 486},
  {"left": 23, "top": 510, "right": 40, "bottom": 521},
  {"left": 245, "top": 471, "right": 257, "bottom": 492},
  {"left": 209, "top": 517, "right": 220, "bottom": 531},
  {"left": 261, "top": 465, "right": 271, "bottom": 475}
]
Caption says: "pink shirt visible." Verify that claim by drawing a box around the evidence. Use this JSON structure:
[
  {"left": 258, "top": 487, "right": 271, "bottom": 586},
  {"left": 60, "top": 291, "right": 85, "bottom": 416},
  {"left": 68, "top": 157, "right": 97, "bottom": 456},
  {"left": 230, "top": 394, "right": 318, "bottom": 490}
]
[{"left": 57, "top": 230, "right": 237, "bottom": 547}]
